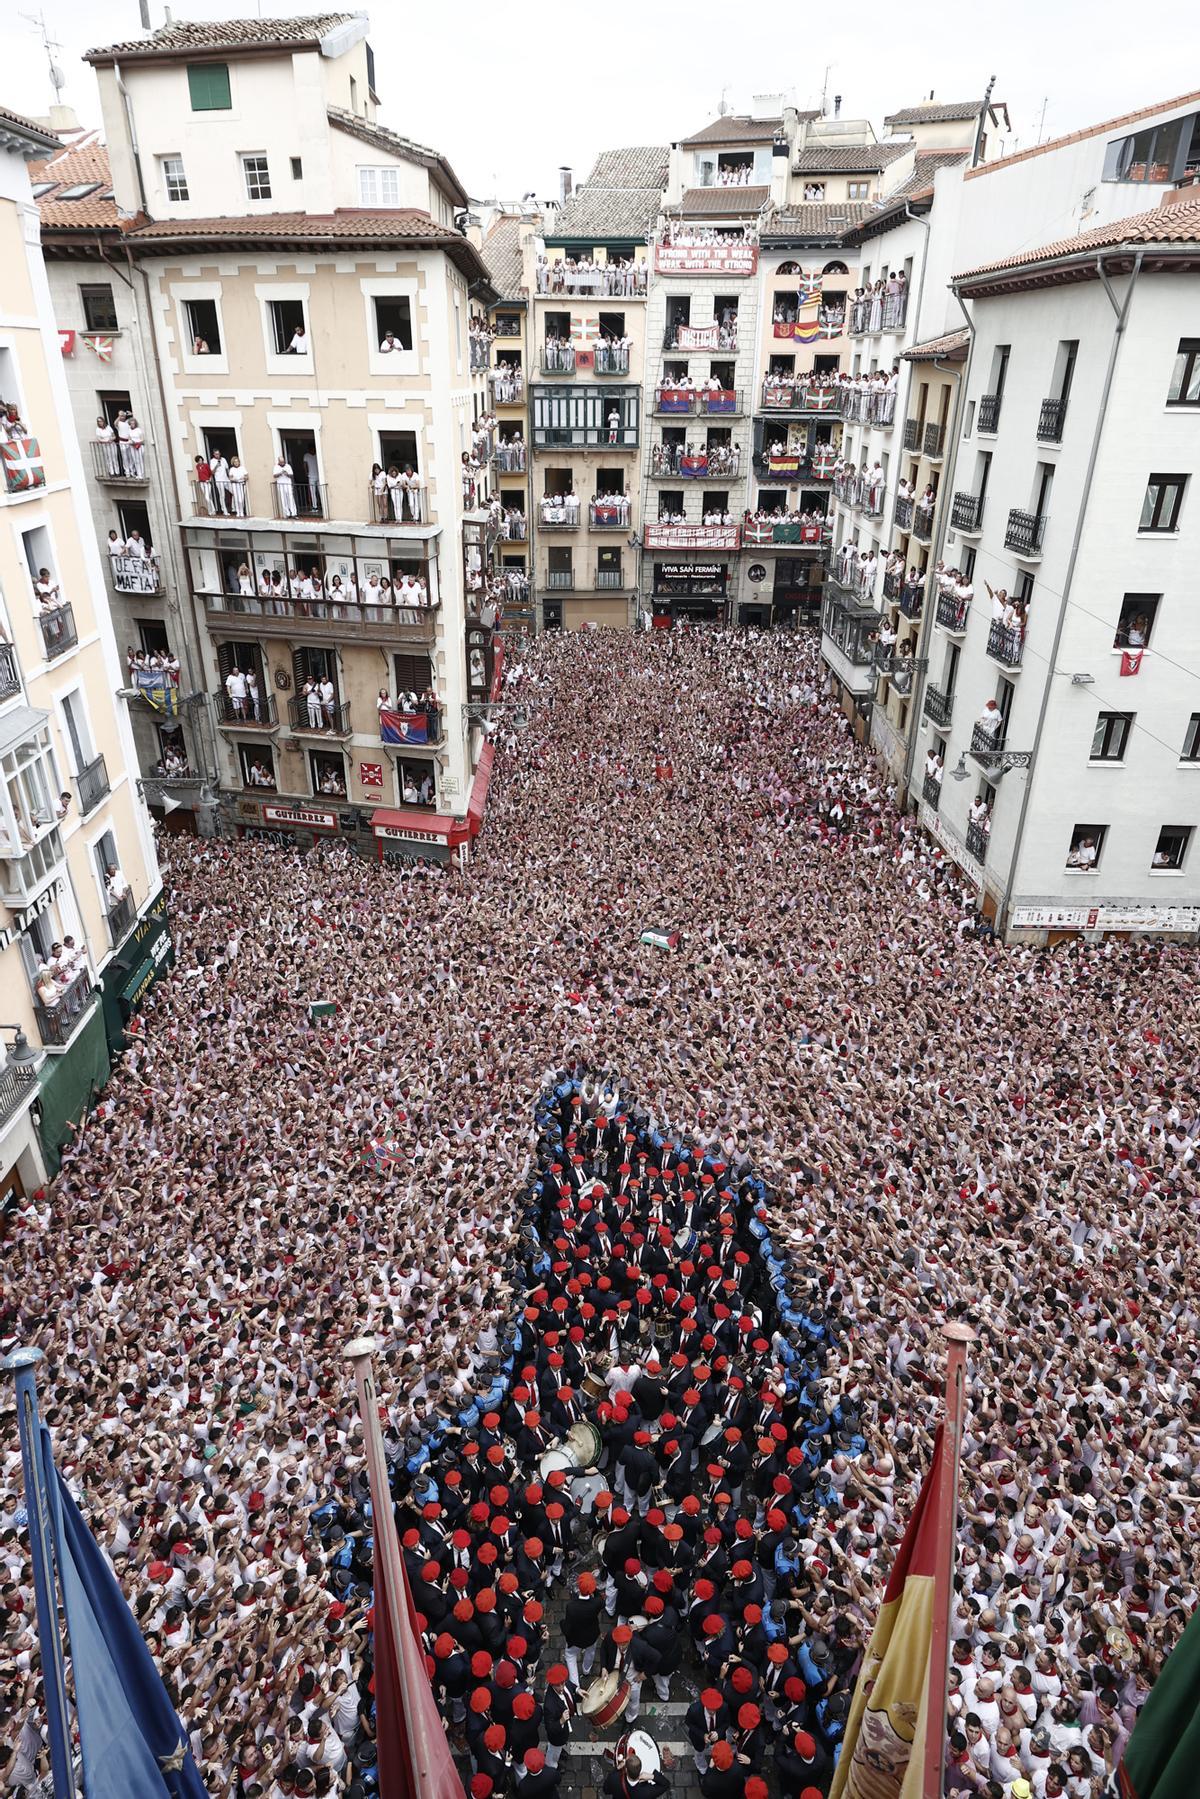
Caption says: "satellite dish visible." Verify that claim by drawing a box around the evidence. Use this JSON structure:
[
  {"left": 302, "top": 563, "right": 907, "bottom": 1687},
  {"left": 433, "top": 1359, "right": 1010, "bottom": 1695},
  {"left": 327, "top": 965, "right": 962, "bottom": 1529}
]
[{"left": 49, "top": 60, "right": 65, "bottom": 92}]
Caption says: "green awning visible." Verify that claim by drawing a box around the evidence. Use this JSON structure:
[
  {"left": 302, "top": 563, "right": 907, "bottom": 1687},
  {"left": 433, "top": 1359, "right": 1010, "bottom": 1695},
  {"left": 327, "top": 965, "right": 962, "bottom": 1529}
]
[{"left": 120, "top": 957, "right": 157, "bottom": 1009}]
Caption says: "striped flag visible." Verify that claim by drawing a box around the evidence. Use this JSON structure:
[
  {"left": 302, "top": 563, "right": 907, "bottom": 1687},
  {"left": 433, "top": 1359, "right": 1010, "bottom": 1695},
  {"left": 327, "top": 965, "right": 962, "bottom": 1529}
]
[{"left": 1, "top": 437, "right": 46, "bottom": 492}]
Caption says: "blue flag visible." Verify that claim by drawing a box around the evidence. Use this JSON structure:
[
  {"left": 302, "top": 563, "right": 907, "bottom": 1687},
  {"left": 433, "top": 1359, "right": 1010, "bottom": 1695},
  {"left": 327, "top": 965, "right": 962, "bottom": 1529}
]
[{"left": 46, "top": 1438, "right": 210, "bottom": 1799}]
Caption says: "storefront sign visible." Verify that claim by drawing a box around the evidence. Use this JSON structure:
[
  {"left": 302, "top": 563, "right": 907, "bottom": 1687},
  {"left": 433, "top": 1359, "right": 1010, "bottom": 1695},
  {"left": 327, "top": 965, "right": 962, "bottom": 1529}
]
[
  {"left": 0, "top": 878, "right": 64, "bottom": 954},
  {"left": 1010, "top": 904, "right": 1200, "bottom": 932},
  {"left": 377, "top": 825, "right": 445, "bottom": 844},
  {"left": 643, "top": 523, "right": 740, "bottom": 550},
  {"left": 262, "top": 804, "right": 339, "bottom": 831},
  {"left": 656, "top": 244, "right": 758, "bottom": 276}
]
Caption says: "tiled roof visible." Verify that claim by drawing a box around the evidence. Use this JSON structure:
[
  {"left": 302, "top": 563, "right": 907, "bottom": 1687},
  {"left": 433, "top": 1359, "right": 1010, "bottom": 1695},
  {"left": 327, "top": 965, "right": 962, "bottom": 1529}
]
[
  {"left": 119, "top": 206, "right": 492, "bottom": 282},
  {"left": 85, "top": 13, "right": 358, "bottom": 62},
  {"left": 38, "top": 194, "right": 120, "bottom": 229},
  {"left": 548, "top": 145, "right": 668, "bottom": 241},
  {"left": 762, "top": 201, "right": 872, "bottom": 239},
  {"left": 680, "top": 115, "right": 786, "bottom": 146},
  {"left": 955, "top": 195, "right": 1200, "bottom": 280},
  {"left": 903, "top": 327, "right": 970, "bottom": 360},
  {"left": 482, "top": 216, "right": 525, "bottom": 299},
  {"left": 884, "top": 100, "right": 984, "bottom": 126},
  {"left": 792, "top": 141, "right": 911, "bottom": 174},
  {"left": 964, "top": 87, "right": 1200, "bottom": 180},
  {"left": 676, "top": 185, "right": 769, "bottom": 216},
  {"left": 326, "top": 108, "right": 469, "bottom": 209},
  {"left": 0, "top": 103, "right": 61, "bottom": 150},
  {"left": 29, "top": 137, "right": 110, "bottom": 190}
]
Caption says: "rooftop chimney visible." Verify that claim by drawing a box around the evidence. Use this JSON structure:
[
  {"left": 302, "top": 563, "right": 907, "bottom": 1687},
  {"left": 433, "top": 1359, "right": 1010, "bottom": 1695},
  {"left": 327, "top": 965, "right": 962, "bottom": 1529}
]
[
  {"left": 559, "top": 166, "right": 573, "bottom": 205},
  {"left": 833, "top": 94, "right": 842, "bottom": 118}
]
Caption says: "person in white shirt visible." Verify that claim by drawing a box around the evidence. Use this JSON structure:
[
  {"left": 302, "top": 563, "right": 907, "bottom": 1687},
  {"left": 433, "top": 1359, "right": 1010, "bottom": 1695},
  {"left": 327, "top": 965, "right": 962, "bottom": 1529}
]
[
  {"left": 273, "top": 456, "right": 297, "bottom": 518},
  {"left": 95, "top": 415, "right": 121, "bottom": 477},
  {"left": 286, "top": 325, "right": 309, "bottom": 354},
  {"left": 225, "top": 666, "right": 248, "bottom": 719},
  {"left": 104, "top": 863, "right": 130, "bottom": 904}
]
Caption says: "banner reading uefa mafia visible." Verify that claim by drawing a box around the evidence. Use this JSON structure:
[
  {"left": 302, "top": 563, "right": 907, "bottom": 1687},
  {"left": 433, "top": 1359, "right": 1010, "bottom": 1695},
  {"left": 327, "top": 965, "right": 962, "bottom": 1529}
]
[{"left": 830, "top": 1425, "right": 945, "bottom": 1799}]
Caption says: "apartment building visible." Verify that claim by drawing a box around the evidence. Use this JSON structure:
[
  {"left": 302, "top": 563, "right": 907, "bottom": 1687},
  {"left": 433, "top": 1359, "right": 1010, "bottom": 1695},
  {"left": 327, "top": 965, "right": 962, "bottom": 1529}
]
[
  {"left": 480, "top": 215, "right": 533, "bottom": 632},
  {"left": 915, "top": 199, "right": 1200, "bottom": 940},
  {"left": 0, "top": 104, "right": 165, "bottom": 1198},
  {"left": 529, "top": 151, "right": 661, "bottom": 630},
  {"left": 57, "top": 14, "right": 500, "bottom": 865}
]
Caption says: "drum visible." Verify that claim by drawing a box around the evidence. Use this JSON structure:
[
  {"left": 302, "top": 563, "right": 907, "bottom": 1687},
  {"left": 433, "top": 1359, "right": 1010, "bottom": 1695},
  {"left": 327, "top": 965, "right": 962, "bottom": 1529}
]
[
  {"left": 581, "top": 1670, "right": 629, "bottom": 1729},
  {"left": 567, "top": 1420, "right": 603, "bottom": 1468},
  {"left": 582, "top": 1371, "right": 608, "bottom": 1401},
  {"left": 539, "top": 1446, "right": 575, "bottom": 1481},
  {"left": 570, "top": 1470, "right": 607, "bottom": 1514},
  {"left": 701, "top": 1420, "right": 726, "bottom": 1447},
  {"left": 621, "top": 1729, "right": 662, "bottom": 1778}
]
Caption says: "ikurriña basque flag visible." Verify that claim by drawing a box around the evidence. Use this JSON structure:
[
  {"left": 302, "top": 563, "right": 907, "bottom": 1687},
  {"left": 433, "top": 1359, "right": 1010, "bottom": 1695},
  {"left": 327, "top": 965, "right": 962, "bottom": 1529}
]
[
  {"left": 1117, "top": 1603, "right": 1200, "bottom": 1799},
  {"left": 829, "top": 1425, "right": 944, "bottom": 1799},
  {"left": 43, "top": 1428, "right": 210, "bottom": 1798}
]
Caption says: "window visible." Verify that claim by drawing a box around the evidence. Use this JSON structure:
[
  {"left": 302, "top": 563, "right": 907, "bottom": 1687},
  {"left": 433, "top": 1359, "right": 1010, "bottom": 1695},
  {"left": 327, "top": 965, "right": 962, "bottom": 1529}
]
[
  {"left": 267, "top": 299, "right": 307, "bottom": 355},
  {"left": 97, "top": 389, "right": 132, "bottom": 427},
  {"left": 1181, "top": 713, "right": 1200, "bottom": 761},
  {"left": 238, "top": 743, "right": 276, "bottom": 789},
  {"left": 187, "top": 63, "right": 231, "bottom": 110},
  {"left": 1113, "top": 593, "right": 1159, "bottom": 649},
  {"left": 61, "top": 691, "right": 94, "bottom": 775},
  {"left": 1139, "top": 474, "right": 1186, "bottom": 532},
  {"left": 1152, "top": 825, "right": 1191, "bottom": 870},
  {"left": 80, "top": 284, "right": 117, "bottom": 332},
  {"left": 1168, "top": 338, "right": 1200, "bottom": 406},
  {"left": 1066, "top": 824, "right": 1106, "bottom": 870},
  {"left": 290, "top": 157, "right": 303, "bottom": 181},
  {"left": 393, "top": 653, "right": 432, "bottom": 694},
  {"left": 847, "top": 181, "right": 870, "bottom": 200},
  {"left": 161, "top": 156, "right": 189, "bottom": 203},
  {"left": 1103, "top": 112, "right": 1194, "bottom": 184},
  {"left": 532, "top": 385, "right": 640, "bottom": 448},
  {"left": 1090, "top": 711, "right": 1132, "bottom": 762},
  {"left": 358, "top": 166, "right": 401, "bottom": 207},
  {"left": 184, "top": 297, "right": 221, "bottom": 354},
  {"left": 92, "top": 829, "right": 118, "bottom": 889},
  {"left": 309, "top": 749, "right": 346, "bottom": 799},
  {"left": 30, "top": 181, "right": 55, "bottom": 197},
  {"left": 373, "top": 296, "right": 413, "bottom": 350},
  {"left": 58, "top": 183, "right": 101, "bottom": 200},
  {"left": 242, "top": 155, "right": 272, "bottom": 201}
]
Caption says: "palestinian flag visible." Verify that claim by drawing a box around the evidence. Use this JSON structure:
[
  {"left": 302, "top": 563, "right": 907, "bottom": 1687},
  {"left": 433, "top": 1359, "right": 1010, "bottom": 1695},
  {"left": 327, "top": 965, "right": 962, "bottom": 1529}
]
[
  {"left": 830, "top": 1425, "right": 944, "bottom": 1799},
  {"left": 1117, "top": 1606, "right": 1200, "bottom": 1799}
]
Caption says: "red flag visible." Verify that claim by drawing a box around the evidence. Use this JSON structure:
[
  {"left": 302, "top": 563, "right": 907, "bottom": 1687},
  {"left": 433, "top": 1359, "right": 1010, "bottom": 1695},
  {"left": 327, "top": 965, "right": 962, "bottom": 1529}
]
[
  {"left": 1120, "top": 649, "right": 1143, "bottom": 676},
  {"left": 374, "top": 1546, "right": 464, "bottom": 1798}
]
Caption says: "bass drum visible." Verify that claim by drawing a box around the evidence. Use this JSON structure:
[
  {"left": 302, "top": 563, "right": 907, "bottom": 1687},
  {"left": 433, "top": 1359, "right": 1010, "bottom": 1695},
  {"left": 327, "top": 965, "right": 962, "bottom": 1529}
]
[
  {"left": 570, "top": 1470, "right": 607, "bottom": 1515},
  {"left": 539, "top": 1445, "right": 576, "bottom": 1481},
  {"left": 582, "top": 1370, "right": 608, "bottom": 1401},
  {"left": 580, "top": 1670, "right": 629, "bottom": 1730},
  {"left": 566, "top": 1419, "right": 603, "bottom": 1468},
  {"left": 620, "top": 1729, "right": 662, "bottom": 1779}
]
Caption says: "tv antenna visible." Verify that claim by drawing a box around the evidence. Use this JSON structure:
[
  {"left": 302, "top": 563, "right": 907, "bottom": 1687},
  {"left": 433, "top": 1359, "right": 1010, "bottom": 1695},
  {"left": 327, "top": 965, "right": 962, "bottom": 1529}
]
[{"left": 19, "top": 8, "right": 66, "bottom": 106}]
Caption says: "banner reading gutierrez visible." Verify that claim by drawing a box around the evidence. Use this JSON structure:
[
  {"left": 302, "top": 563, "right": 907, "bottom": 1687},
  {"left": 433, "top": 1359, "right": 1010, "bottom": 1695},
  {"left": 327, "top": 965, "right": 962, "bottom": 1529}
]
[{"left": 830, "top": 1425, "right": 944, "bottom": 1799}]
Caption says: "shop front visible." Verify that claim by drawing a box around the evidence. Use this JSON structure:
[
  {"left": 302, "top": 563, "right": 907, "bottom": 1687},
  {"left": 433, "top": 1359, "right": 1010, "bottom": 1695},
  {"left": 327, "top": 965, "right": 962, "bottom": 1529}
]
[
  {"left": 97, "top": 888, "right": 176, "bottom": 1055},
  {"left": 651, "top": 560, "right": 731, "bottom": 626},
  {"left": 227, "top": 798, "right": 363, "bottom": 849}
]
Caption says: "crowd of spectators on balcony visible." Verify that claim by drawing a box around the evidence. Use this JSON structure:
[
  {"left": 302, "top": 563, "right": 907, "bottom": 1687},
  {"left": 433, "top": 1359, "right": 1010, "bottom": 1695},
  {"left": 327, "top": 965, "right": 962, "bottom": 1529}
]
[
  {"left": 933, "top": 562, "right": 975, "bottom": 631},
  {"left": 193, "top": 451, "right": 249, "bottom": 516},
  {"left": 700, "top": 506, "right": 737, "bottom": 526},
  {"left": 649, "top": 440, "right": 739, "bottom": 477},
  {"left": 370, "top": 463, "right": 427, "bottom": 524},
  {"left": 228, "top": 562, "right": 431, "bottom": 614},
  {"left": 534, "top": 255, "right": 646, "bottom": 296},
  {"left": 490, "top": 361, "right": 524, "bottom": 404},
  {"left": 499, "top": 507, "right": 528, "bottom": 541},
  {"left": 539, "top": 491, "right": 580, "bottom": 527},
  {"left": 126, "top": 646, "right": 180, "bottom": 686},
  {"left": 94, "top": 411, "right": 146, "bottom": 478},
  {"left": 658, "top": 371, "right": 735, "bottom": 395},
  {"left": 986, "top": 580, "right": 1030, "bottom": 660},
  {"left": 591, "top": 491, "right": 632, "bottom": 527},
  {"left": 831, "top": 458, "right": 885, "bottom": 515},
  {"left": 848, "top": 271, "right": 909, "bottom": 333},
  {"left": 32, "top": 936, "right": 88, "bottom": 1010},
  {"left": 833, "top": 538, "right": 879, "bottom": 600},
  {"left": 150, "top": 739, "right": 195, "bottom": 781},
  {"left": 659, "top": 221, "right": 756, "bottom": 247},
  {"left": 665, "top": 319, "right": 739, "bottom": 351}
]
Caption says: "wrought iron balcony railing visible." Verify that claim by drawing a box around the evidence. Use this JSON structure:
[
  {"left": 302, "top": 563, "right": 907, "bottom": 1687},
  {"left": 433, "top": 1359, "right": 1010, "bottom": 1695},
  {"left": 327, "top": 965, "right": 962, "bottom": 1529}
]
[
  {"left": 924, "top": 684, "right": 953, "bottom": 727},
  {"left": 951, "top": 492, "right": 984, "bottom": 533},
  {"left": 977, "top": 393, "right": 1002, "bottom": 434},
  {"left": 1004, "top": 509, "right": 1046, "bottom": 556},
  {"left": 1038, "top": 397, "right": 1066, "bottom": 442}
]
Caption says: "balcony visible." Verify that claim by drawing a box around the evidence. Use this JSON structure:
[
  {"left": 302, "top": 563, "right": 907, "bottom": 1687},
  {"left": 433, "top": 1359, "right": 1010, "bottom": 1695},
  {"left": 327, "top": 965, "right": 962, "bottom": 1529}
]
[
  {"left": 214, "top": 689, "right": 278, "bottom": 730},
  {"left": 0, "top": 642, "right": 20, "bottom": 700},
  {"left": 649, "top": 446, "right": 741, "bottom": 480},
  {"left": 1004, "top": 509, "right": 1046, "bottom": 558},
  {"left": 903, "top": 418, "right": 921, "bottom": 451},
  {"left": 977, "top": 393, "right": 1002, "bottom": 434},
  {"left": 538, "top": 499, "right": 581, "bottom": 531},
  {"left": 840, "top": 388, "right": 896, "bottom": 427},
  {"left": 500, "top": 514, "right": 528, "bottom": 541},
  {"left": 594, "top": 346, "right": 630, "bottom": 375},
  {"left": 589, "top": 499, "right": 630, "bottom": 530},
  {"left": 75, "top": 753, "right": 110, "bottom": 817},
  {"left": 899, "top": 583, "right": 924, "bottom": 622},
  {"left": 493, "top": 317, "right": 522, "bottom": 339},
  {"left": 861, "top": 483, "right": 884, "bottom": 519},
  {"left": 110, "top": 553, "right": 163, "bottom": 596},
  {"left": 1038, "top": 398, "right": 1066, "bottom": 443},
  {"left": 894, "top": 495, "right": 914, "bottom": 532},
  {"left": 951, "top": 492, "right": 984, "bottom": 534},
  {"left": 594, "top": 566, "right": 626, "bottom": 590},
  {"left": 190, "top": 480, "right": 253, "bottom": 518},
  {"left": 742, "top": 517, "right": 826, "bottom": 550},
  {"left": 882, "top": 293, "right": 907, "bottom": 331},
  {"left": 753, "top": 450, "right": 837, "bottom": 485},
  {"left": 663, "top": 325, "right": 738, "bottom": 353},
  {"left": 759, "top": 382, "right": 839, "bottom": 416},
  {"left": 643, "top": 521, "right": 741, "bottom": 550},
  {"left": 538, "top": 264, "right": 648, "bottom": 296},
  {"left": 493, "top": 441, "right": 528, "bottom": 473},
  {"left": 971, "top": 721, "right": 1006, "bottom": 755},
  {"left": 0, "top": 1060, "right": 37, "bottom": 1132},
  {"left": 924, "top": 684, "right": 953, "bottom": 727},
  {"left": 34, "top": 967, "right": 94, "bottom": 1049},
  {"left": 39, "top": 604, "right": 77, "bottom": 661},
  {"left": 202, "top": 589, "right": 438, "bottom": 645},
  {"left": 987, "top": 620, "right": 1024, "bottom": 668},
  {"left": 271, "top": 481, "right": 329, "bottom": 521},
  {"left": 489, "top": 369, "right": 525, "bottom": 404},
  {"left": 654, "top": 386, "right": 742, "bottom": 417},
  {"left": 883, "top": 568, "right": 902, "bottom": 601},
  {"left": 922, "top": 773, "right": 943, "bottom": 811},
  {"left": 936, "top": 591, "right": 970, "bottom": 636},
  {"left": 91, "top": 440, "right": 147, "bottom": 485},
  {"left": 966, "top": 821, "right": 990, "bottom": 864},
  {"left": 851, "top": 293, "right": 907, "bottom": 333},
  {"left": 545, "top": 570, "right": 575, "bottom": 590},
  {"left": 367, "top": 484, "right": 426, "bottom": 526},
  {"left": 911, "top": 503, "right": 934, "bottom": 543},
  {"left": 819, "top": 305, "right": 845, "bottom": 332},
  {"left": 541, "top": 345, "right": 576, "bottom": 374},
  {"left": 288, "top": 696, "right": 352, "bottom": 737},
  {"left": 923, "top": 423, "right": 946, "bottom": 460},
  {"left": 469, "top": 340, "right": 490, "bottom": 373},
  {"left": 107, "top": 889, "right": 136, "bottom": 948}
]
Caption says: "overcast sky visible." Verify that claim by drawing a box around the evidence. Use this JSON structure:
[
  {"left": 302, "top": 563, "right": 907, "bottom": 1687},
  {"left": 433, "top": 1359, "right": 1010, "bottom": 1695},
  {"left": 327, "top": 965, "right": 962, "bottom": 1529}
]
[{"left": 6, "top": 0, "right": 1196, "bottom": 201}]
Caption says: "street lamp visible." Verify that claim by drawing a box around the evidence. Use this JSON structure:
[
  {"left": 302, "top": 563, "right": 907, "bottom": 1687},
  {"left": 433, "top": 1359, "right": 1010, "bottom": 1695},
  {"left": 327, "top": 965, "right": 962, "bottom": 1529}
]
[{"left": 0, "top": 1028, "right": 37, "bottom": 1066}]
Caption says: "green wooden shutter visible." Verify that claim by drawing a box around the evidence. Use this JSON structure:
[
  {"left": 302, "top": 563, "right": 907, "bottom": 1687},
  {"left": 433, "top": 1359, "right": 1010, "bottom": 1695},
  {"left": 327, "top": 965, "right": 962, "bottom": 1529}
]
[{"left": 187, "top": 63, "right": 231, "bottom": 111}]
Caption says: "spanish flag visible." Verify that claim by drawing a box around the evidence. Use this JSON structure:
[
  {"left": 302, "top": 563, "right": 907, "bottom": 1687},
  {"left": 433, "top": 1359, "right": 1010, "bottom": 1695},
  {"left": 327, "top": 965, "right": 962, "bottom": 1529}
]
[
  {"left": 829, "top": 1425, "right": 944, "bottom": 1799},
  {"left": 1117, "top": 1603, "right": 1200, "bottom": 1799}
]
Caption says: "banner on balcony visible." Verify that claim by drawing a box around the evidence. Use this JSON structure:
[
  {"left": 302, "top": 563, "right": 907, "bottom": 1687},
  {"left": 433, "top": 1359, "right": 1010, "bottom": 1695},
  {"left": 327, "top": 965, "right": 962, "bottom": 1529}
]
[
  {"left": 675, "top": 325, "right": 719, "bottom": 351},
  {"left": 703, "top": 389, "right": 737, "bottom": 413},
  {"left": 571, "top": 315, "right": 600, "bottom": 341},
  {"left": 0, "top": 437, "right": 46, "bottom": 493},
  {"left": 656, "top": 244, "right": 758, "bottom": 276},
  {"left": 82, "top": 334, "right": 115, "bottom": 362},
  {"left": 1119, "top": 650, "right": 1143, "bottom": 677},
  {"left": 806, "top": 387, "right": 837, "bottom": 410},
  {"left": 657, "top": 388, "right": 694, "bottom": 413},
  {"left": 133, "top": 669, "right": 179, "bottom": 716},
  {"left": 380, "top": 709, "right": 429, "bottom": 744},
  {"left": 768, "top": 453, "right": 800, "bottom": 477},
  {"left": 575, "top": 350, "right": 594, "bottom": 372},
  {"left": 644, "top": 523, "right": 740, "bottom": 550},
  {"left": 679, "top": 454, "right": 709, "bottom": 478}
]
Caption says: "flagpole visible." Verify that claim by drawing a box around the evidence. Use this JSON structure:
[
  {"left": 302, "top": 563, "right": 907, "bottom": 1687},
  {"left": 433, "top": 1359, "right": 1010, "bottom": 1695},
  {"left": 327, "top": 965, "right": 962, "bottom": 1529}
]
[
  {"left": 2, "top": 1348, "right": 77, "bottom": 1799},
  {"left": 922, "top": 1319, "right": 976, "bottom": 1799}
]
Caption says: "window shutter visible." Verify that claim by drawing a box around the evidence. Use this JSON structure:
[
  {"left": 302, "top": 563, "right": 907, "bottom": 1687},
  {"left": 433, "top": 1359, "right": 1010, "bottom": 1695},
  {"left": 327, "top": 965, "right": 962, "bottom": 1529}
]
[
  {"left": 187, "top": 63, "right": 231, "bottom": 111},
  {"left": 393, "top": 653, "right": 431, "bottom": 692}
]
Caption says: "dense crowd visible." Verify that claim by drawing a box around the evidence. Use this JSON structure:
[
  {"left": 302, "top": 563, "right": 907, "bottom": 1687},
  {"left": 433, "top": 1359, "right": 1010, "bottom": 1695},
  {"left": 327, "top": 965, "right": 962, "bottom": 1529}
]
[{"left": 1, "top": 628, "right": 1197, "bottom": 1799}]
